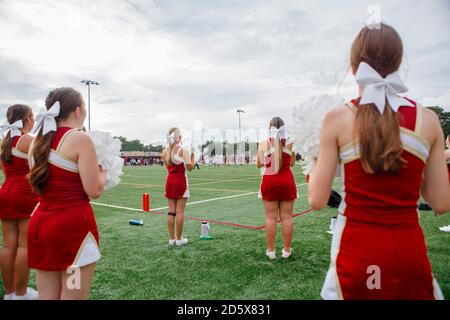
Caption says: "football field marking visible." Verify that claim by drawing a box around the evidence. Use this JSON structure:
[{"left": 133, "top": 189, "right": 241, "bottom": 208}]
[
  {"left": 119, "top": 182, "right": 256, "bottom": 193},
  {"left": 92, "top": 182, "right": 308, "bottom": 213}
]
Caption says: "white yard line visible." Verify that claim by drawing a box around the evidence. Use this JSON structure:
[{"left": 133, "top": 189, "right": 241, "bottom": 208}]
[
  {"left": 90, "top": 203, "right": 144, "bottom": 212},
  {"left": 91, "top": 182, "right": 308, "bottom": 212}
]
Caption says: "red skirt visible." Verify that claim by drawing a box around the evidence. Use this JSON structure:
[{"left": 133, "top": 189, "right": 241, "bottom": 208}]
[
  {"left": 28, "top": 202, "right": 100, "bottom": 271},
  {"left": 165, "top": 173, "right": 188, "bottom": 199},
  {"left": 260, "top": 169, "right": 297, "bottom": 201},
  {"left": 323, "top": 214, "right": 441, "bottom": 299},
  {"left": 0, "top": 177, "right": 38, "bottom": 220}
]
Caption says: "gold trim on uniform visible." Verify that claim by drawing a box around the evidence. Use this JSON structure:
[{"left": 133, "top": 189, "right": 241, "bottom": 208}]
[
  {"left": 56, "top": 129, "right": 77, "bottom": 152},
  {"left": 48, "top": 158, "right": 79, "bottom": 173}
]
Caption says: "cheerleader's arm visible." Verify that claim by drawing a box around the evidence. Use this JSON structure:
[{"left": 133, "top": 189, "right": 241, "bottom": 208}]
[
  {"left": 185, "top": 151, "right": 195, "bottom": 171},
  {"left": 420, "top": 113, "right": 450, "bottom": 214},
  {"left": 287, "top": 143, "right": 296, "bottom": 167},
  {"left": 161, "top": 149, "right": 169, "bottom": 168},
  {"left": 308, "top": 110, "right": 340, "bottom": 210},
  {"left": 77, "top": 133, "right": 106, "bottom": 199},
  {"left": 256, "top": 140, "right": 266, "bottom": 169},
  {"left": 445, "top": 149, "right": 450, "bottom": 161}
]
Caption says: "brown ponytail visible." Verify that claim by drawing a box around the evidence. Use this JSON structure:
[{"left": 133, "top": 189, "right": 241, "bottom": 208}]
[
  {"left": 0, "top": 104, "right": 32, "bottom": 163},
  {"left": 350, "top": 23, "right": 406, "bottom": 174},
  {"left": 29, "top": 87, "right": 84, "bottom": 194}
]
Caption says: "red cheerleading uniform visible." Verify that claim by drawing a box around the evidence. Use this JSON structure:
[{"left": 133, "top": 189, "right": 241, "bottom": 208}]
[
  {"left": 259, "top": 138, "right": 297, "bottom": 201},
  {"left": 321, "top": 98, "right": 444, "bottom": 300},
  {"left": 28, "top": 127, "right": 100, "bottom": 271},
  {"left": 164, "top": 144, "right": 190, "bottom": 199},
  {"left": 0, "top": 135, "right": 38, "bottom": 220}
]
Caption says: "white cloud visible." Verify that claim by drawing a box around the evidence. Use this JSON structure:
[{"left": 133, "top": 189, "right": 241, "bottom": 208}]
[
  {"left": 421, "top": 89, "right": 450, "bottom": 111},
  {"left": 0, "top": 0, "right": 449, "bottom": 144}
]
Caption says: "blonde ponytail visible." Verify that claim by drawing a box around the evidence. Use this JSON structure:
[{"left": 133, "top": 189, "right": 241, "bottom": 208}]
[
  {"left": 273, "top": 135, "right": 283, "bottom": 174},
  {"left": 268, "top": 117, "right": 285, "bottom": 174}
]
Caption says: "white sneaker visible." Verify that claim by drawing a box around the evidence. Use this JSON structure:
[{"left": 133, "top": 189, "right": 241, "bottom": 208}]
[
  {"left": 12, "top": 287, "right": 38, "bottom": 300},
  {"left": 175, "top": 238, "right": 188, "bottom": 246},
  {"left": 169, "top": 239, "right": 176, "bottom": 246},
  {"left": 439, "top": 225, "right": 450, "bottom": 233},
  {"left": 265, "top": 250, "right": 276, "bottom": 260},
  {"left": 3, "top": 292, "right": 15, "bottom": 300},
  {"left": 282, "top": 248, "right": 292, "bottom": 259}
]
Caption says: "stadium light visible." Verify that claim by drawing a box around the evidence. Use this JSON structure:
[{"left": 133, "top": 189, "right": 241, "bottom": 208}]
[{"left": 81, "top": 79, "right": 100, "bottom": 131}]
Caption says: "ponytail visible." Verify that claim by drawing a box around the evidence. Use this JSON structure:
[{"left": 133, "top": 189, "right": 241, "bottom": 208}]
[
  {"left": 272, "top": 136, "right": 283, "bottom": 174},
  {"left": 0, "top": 104, "right": 32, "bottom": 163},
  {"left": 28, "top": 128, "right": 56, "bottom": 194},
  {"left": 350, "top": 23, "right": 406, "bottom": 174},
  {"left": 28, "top": 87, "right": 83, "bottom": 194},
  {"left": 164, "top": 142, "right": 175, "bottom": 166},
  {"left": 355, "top": 102, "right": 405, "bottom": 174},
  {"left": 0, "top": 132, "right": 13, "bottom": 163},
  {"left": 164, "top": 127, "right": 181, "bottom": 166},
  {"left": 268, "top": 117, "right": 285, "bottom": 174}
]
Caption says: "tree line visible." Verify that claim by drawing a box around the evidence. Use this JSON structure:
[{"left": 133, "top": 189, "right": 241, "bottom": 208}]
[{"left": 116, "top": 136, "right": 164, "bottom": 152}]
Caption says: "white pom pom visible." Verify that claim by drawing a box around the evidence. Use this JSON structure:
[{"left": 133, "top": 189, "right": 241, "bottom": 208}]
[
  {"left": 86, "top": 130, "right": 124, "bottom": 191},
  {"left": 291, "top": 94, "right": 344, "bottom": 175}
]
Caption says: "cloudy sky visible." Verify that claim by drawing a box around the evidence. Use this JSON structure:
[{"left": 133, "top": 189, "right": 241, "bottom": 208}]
[{"left": 0, "top": 0, "right": 449, "bottom": 145}]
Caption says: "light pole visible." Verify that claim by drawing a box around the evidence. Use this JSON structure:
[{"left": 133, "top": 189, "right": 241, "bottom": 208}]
[
  {"left": 81, "top": 80, "right": 99, "bottom": 131},
  {"left": 237, "top": 109, "right": 245, "bottom": 164},
  {"left": 237, "top": 109, "right": 245, "bottom": 143}
]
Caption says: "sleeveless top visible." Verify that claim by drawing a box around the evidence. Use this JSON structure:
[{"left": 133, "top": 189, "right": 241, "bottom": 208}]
[{"left": 338, "top": 97, "right": 429, "bottom": 225}]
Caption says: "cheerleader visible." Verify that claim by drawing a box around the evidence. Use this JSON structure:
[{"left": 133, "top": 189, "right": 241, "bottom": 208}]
[
  {"left": 439, "top": 135, "right": 450, "bottom": 233},
  {"left": 309, "top": 23, "right": 450, "bottom": 299},
  {"left": 446, "top": 135, "right": 450, "bottom": 181},
  {"left": 257, "top": 117, "right": 297, "bottom": 259},
  {"left": 161, "top": 128, "right": 194, "bottom": 246},
  {"left": 0, "top": 105, "right": 38, "bottom": 300},
  {"left": 28, "top": 87, "right": 106, "bottom": 300}
]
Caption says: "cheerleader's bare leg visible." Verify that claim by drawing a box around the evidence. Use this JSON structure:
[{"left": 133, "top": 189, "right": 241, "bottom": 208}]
[
  {"left": 1, "top": 220, "right": 18, "bottom": 294},
  {"left": 279, "top": 201, "right": 294, "bottom": 251},
  {"left": 36, "top": 270, "right": 61, "bottom": 299},
  {"left": 14, "top": 219, "right": 30, "bottom": 296},
  {"left": 175, "top": 198, "right": 187, "bottom": 240},
  {"left": 263, "top": 200, "right": 279, "bottom": 251},
  {"left": 36, "top": 263, "right": 96, "bottom": 300},
  {"left": 167, "top": 199, "right": 176, "bottom": 240}
]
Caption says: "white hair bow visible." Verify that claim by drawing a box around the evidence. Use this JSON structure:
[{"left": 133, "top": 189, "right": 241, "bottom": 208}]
[
  {"left": 167, "top": 132, "right": 176, "bottom": 144},
  {"left": 0, "top": 120, "right": 23, "bottom": 138},
  {"left": 356, "top": 62, "right": 414, "bottom": 114},
  {"left": 269, "top": 126, "right": 287, "bottom": 140},
  {"left": 33, "top": 101, "right": 60, "bottom": 135}
]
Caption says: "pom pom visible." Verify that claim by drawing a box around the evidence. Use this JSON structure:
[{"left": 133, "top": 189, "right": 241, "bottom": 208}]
[
  {"left": 86, "top": 130, "right": 124, "bottom": 190},
  {"left": 291, "top": 94, "right": 344, "bottom": 175},
  {"left": 171, "top": 144, "right": 193, "bottom": 165}
]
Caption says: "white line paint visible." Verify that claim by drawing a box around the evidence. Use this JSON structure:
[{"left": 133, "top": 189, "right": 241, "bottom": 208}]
[
  {"left": 91, "top": 182, "right": 308, "bottom": 212},
  {"left": 90, "top": 203, "right": 144, "bottom": 212}
]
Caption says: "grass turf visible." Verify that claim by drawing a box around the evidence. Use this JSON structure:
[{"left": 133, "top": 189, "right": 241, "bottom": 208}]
[{"left": 0, "top": 164, "right": 449, "bottom": 299}]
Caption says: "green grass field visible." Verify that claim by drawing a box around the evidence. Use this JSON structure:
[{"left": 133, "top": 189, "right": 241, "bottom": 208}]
[{"left": 0, "top": 164, "right": 449, "bottom": 299}]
